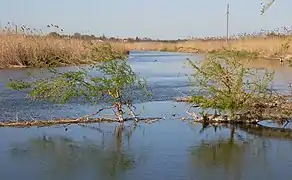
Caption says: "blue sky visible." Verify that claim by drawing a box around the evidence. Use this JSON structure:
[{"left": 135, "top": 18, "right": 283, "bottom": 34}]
[{"left": 0, "top": 0, "right": 291, "bottom": 39}]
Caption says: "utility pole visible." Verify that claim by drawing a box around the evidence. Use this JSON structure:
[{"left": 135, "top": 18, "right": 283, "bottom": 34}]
[{"left": 226, "top": 4, "right": 230, "bottom": 42}]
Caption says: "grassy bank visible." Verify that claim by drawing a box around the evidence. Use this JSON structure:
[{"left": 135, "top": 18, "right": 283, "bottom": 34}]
[
  {"left": 113, "top": 36, "right": 292, "bottom": 60},
  {"left": 0, "top": 34, "right": 127, "bottom": 68},
  {"left": 1, "top": 32, "right": 292, "bottom": 69}
]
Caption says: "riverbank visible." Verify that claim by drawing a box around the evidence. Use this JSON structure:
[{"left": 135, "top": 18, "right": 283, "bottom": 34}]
[
  {"left": 1, "top": 34, "right": 292, "bottom": 69},
  {"left": 112, "top": 36, "right": 292, "bottom": 61}
]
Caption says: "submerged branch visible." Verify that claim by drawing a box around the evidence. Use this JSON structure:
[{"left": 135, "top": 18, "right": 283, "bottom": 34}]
[
  {"left": 0, "top": 117, "right": 163, "bottom": 128},
  {"left": 75, "top": 106, "right": 116, "bottom": 121}
]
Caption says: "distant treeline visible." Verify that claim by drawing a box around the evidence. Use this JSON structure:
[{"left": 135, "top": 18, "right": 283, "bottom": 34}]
[
  {"left": 47, "top": 32, "right": 189, "bottom": 43},
  {"left": 47, "top": 30, "right": 292, "bottom": 43},
  {"left": 2, "top": 22, "right": 292, "bottom": 42}
]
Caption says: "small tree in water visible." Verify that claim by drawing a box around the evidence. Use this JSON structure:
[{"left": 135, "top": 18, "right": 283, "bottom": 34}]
[
  {"left": 8, "top": 43, "right": 150, "bottom": 122},
  {"left": 187, "top": 51, "right": 274, "bottom": 120}
]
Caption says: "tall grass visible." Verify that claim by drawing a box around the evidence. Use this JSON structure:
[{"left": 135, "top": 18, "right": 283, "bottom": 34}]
[
  {"left": 0, "top": 34, "right": 90, "bottom": 68},
  {"left": 0, "top": 24, "right": 126, "bottom": 68},
  {"left": 113, "top": 27, "right": 292, "bottom": 58},
  {"left": 113, "top": 36, "right": 292, "bottom": 58},
  {"left": 1, "top": 22, "right": 291, "bottom": 69}
]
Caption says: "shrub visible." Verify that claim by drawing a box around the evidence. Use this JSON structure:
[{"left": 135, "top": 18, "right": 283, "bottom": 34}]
[
  {"left": 7, "top": 44, "right": 150, "bottom": 122},
  {"left": 187, "top": 50, "right": 274, "bottom": 118}
]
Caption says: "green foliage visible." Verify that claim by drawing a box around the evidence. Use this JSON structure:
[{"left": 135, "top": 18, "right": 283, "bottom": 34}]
[
  {"left": 7, "top": 44, "right": 150, "bottom": 121},
  {"left": 7, "top": 80, "right": 32, "bottom": 90},
  {"left": 8, "top": 61, "right": 149, "bottom": 104},
  {"left": 187, "top": 50, "right": 274, "bottom": 117},
  {"left": 85, "top": 43, "right": 127, "bottom": 63}
]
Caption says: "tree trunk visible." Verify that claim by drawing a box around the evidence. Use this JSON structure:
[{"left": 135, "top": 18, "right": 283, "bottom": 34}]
[{"left": 116, "top": 101, "right": 124, "bottom": 122}]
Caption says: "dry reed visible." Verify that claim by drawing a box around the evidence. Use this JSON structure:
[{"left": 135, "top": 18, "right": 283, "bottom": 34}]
[
  {"left": 1, "top": 23, "right": 291, "bottom": 69},
  {"left": 0, "top": 33, "right": 127, "bottom": 68},
  {"left": 0, "top": 34, "right": 95, "bottom": 68},
  {"left": 112, "top": 36, "right": 292, "bottom": 59}
]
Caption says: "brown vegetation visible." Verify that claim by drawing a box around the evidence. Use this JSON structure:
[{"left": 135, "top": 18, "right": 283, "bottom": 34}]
[
  {"left": 113, "top": 36, "right": 292, "bottom": 59},
  {"left": 0, "top": 33, "right": 126, "bottom": 68},
  {"left": 1, "top": 22, "right": 292, "bottom": 69},
  {"left": 0, "top": 34, "right": 85, "bottom": 68},
  {"left": 2, "top": 35, "right": 289, "bottom": 69}
]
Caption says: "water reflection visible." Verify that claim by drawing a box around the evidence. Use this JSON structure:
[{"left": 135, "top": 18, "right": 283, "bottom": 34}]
[
  {"left": 2, "top": 51, "right": 292, "bottom": 180},
  {"left": 188, "top": 124, "right": 292, "bottom": 180},
  {"left": 9, "top": 124, "right": 144, "bottom": 180},
  {"left": 189, "top": 134, "right": 246, "bottom": 180},
  {"left": 4, "top": 119, "right": 292, "bottom": 180}
]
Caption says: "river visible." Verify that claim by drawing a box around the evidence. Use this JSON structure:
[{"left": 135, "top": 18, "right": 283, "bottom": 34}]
[{"left": 1, "top": 51, "right": 292, "bottom": 180}]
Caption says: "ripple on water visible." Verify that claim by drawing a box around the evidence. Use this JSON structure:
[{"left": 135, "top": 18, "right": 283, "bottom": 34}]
[{"left": 1, "top": 51, "right": 292, "bottom": 180}]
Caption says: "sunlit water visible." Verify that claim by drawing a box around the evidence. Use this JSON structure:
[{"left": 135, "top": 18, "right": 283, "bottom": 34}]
[{"left": 1, "top": 51, "right": 292, "bottom": 180}]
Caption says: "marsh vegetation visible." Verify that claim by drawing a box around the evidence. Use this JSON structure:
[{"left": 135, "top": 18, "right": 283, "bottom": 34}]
[
  {"left": 2, "top": 2, "right": 292, "bottom": 179},
  {"left": 2, "top": 49, "right": 292, "bottom": 180},
  {"left": 2, "top": 22, "right": 292, "bottom": 129},
  {"left": 1, "top": 20, "right": 292, "bottom": 69},
  {"left": 0, "top": 23, "right": 127, "bottom": 68}
]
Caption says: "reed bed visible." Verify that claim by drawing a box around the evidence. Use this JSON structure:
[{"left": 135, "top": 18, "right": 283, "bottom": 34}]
[
  {"left": 1, "top": 34, "right": 290, "bottom": 69},
  {"left": 113, "top": 36, "right": 292, "bottom": 59},
  {"left": 1, "top": 22, "right": 292, "bottom": 69},
  {"left": 0, "top": 34, "right": 87, "bottom": 68},
  {"left": 0, "top": 33, "right": 127, "bottom": 68}
]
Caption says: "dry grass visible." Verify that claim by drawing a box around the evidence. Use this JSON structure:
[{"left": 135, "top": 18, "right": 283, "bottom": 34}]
[
  {"left": 112, "top": 36, "right": 292, "bottom": 59},
  {"left": 1, "top": 30, "right": 291, "bottom": 69},
  {"left": 0, "top": 34, "right": 85, "bottom": 68},
  {"left": 0, "top": 33, "right": 127, "bottom": 68}
]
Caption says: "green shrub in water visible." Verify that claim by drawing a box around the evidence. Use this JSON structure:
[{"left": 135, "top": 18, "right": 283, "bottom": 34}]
[{"left": 187, "top": 50, "right": 274, "bottom": 118}]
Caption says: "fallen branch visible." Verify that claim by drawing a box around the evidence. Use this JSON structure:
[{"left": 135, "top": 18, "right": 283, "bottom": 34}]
[
  {"left": 193, "top": 118, "right": 260, "bottom": 125},
  {"left": 0, "top": 117, "right": 163, "bottom": 128}
]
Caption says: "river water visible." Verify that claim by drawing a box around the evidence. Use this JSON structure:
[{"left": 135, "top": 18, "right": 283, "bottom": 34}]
[{"left": 1, "top": 51, "right": 292, "bottom": 180}]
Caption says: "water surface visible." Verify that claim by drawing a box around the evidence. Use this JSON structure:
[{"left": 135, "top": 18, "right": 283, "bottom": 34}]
[{"left": 1, "top": 51, "right": 292, "bottom": 180}]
